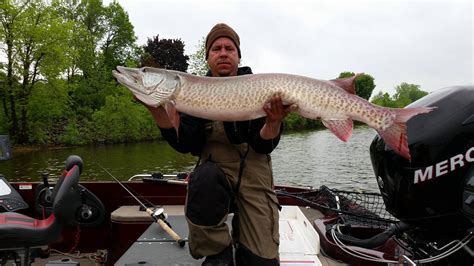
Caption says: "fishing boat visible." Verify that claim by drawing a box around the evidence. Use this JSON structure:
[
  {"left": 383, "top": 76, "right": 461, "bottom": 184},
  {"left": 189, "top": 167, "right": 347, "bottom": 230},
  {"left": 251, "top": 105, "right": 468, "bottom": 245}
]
[{"left": 0, "top": 85, "right": 472, "bottom": 265}]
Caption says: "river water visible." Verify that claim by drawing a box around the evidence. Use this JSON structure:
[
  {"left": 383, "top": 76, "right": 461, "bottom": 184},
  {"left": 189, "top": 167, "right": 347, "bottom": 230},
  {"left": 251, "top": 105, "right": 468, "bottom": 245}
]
[{"left": 0, "top": 127, "right": 379, "bottom": 192}]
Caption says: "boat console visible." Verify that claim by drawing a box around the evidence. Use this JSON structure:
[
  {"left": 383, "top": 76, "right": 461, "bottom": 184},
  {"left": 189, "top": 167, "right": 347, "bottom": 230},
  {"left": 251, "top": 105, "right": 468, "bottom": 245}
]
[
  {"left": 0, "top": 155, "right": 84, "bottom": 266},
  {"left": 0, "top": 174, "right": 28, "bottom": 212}
]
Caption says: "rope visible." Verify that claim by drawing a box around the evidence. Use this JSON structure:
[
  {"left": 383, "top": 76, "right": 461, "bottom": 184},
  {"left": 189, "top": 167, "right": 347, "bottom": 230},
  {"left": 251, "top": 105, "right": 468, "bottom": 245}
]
[
  {"left": 49, "top": 249, "right": 107, "bottom": 264},
  {"left": 67, "top": 225, "right": 81, "bottom": 253}
]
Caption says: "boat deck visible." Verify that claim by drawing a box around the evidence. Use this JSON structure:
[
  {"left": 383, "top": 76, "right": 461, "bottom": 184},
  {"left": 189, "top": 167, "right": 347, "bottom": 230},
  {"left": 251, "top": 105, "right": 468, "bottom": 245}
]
[{"left": 32, "top": 205, "right": 347, "bottom": 266}]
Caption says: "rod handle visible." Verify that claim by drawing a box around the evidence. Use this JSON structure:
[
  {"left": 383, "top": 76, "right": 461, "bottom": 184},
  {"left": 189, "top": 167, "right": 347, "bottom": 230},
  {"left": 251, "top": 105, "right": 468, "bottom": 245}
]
[
  {"left": 157, "top": 219, "right": 186, "bottom": 247},
  {"left": 146, "top": 208, "right": 186, "bottom": 247}
]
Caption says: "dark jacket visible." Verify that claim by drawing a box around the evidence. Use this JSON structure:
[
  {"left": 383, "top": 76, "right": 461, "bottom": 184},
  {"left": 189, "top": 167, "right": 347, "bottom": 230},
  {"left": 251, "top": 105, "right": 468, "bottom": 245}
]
[{"left": 159, "top": 67, "right": 282, "bottom": 156}]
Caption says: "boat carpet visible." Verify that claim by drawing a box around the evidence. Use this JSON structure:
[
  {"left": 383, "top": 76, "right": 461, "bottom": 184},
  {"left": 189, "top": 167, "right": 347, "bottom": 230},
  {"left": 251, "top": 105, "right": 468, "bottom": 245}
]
[
  {"left": 115, "top": 215, "right": 204, "bottom": 265},
  {"left": 115, "top": 206, "right": 327, "bottom": 266}
]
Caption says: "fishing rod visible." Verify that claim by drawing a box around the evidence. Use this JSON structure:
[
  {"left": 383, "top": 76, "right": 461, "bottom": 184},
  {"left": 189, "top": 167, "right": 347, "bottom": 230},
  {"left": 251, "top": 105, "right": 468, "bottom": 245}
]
[{"left": 97, "top": 163, "right": 186, "bottom": 247}]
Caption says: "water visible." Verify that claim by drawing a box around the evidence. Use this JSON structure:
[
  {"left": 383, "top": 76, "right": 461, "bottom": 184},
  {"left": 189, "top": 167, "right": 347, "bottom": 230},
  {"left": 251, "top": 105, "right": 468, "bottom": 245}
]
[
  {"left": 0, "top": 127, "right": 379, "bottom": 192},
  {"left": 271, "top": 126, "right": 378, "bottom": 192}
]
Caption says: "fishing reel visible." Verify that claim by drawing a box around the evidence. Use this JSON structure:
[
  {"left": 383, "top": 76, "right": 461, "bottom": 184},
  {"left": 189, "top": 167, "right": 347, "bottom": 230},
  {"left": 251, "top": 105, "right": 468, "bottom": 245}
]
[
  {"left": 145, "top": 207, "right": 174, "bottom": 229},
  {"left": 151, "top": 208, "right": 168, "bottom": 221}
]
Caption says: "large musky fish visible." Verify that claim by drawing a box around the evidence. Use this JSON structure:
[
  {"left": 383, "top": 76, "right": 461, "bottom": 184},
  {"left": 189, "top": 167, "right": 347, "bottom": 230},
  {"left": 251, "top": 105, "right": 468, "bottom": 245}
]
[{"left": 112, "top": 66, "right": 433, "bottom": 161}]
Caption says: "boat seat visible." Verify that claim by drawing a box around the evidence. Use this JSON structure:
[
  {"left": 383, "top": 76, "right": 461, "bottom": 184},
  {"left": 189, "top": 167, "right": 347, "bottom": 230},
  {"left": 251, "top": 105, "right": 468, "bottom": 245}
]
[
  {"left": 0, "top": 213, "right": 61, "bottom": 248},
  {"left": 0, "top": 155, "right": 83, "bottom": 265}
]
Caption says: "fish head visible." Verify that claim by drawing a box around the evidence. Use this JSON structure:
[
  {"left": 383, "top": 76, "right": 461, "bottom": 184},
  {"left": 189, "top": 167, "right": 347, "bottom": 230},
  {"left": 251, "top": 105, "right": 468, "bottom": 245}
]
[{"left": 113, "top": 66, "right": 181, "bottom": 107}]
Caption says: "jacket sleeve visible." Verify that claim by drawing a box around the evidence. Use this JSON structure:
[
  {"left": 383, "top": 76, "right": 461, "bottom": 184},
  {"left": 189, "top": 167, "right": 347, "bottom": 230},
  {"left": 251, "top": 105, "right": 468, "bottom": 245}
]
[
  {"left": 247, "top": 118, "right": 283, "bottom": 154},
  {"left": 159, "top": 114, "right": 207, "bottom": 156}
]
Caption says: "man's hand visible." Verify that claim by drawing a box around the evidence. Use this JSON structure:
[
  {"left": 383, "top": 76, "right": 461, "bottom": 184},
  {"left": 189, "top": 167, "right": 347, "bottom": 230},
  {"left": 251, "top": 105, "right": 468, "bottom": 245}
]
[{"left": 260, "top": 94, "right": 297, "bottom": 140}]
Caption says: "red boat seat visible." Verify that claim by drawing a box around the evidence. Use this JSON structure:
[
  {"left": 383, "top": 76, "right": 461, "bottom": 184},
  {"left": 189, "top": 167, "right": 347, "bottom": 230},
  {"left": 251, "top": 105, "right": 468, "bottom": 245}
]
[
  {"left": 0, "top": 155, "right": 83, "bottom": 264},
  {"left": 0, "top": 212, "right": 61, "bottom": 248}
]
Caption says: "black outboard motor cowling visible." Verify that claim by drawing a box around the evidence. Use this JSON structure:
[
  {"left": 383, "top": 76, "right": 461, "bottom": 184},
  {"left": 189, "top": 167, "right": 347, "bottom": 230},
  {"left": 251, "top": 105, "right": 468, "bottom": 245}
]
[{"left": 370, "top": 86, "right": 474, "bottom": 233}]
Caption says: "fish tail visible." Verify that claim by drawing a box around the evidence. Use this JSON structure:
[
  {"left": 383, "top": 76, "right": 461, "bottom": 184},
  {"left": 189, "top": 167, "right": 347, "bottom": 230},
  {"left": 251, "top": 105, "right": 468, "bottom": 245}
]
[{"left": 377, "top": 107, "right": 434, "bottom": 161}]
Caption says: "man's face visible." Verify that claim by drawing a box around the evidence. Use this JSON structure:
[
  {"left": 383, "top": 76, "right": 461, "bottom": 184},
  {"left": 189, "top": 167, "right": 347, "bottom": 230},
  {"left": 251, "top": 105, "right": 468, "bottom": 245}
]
[{"left": 207, "top": 37, "right": 240, "bottom": 77}]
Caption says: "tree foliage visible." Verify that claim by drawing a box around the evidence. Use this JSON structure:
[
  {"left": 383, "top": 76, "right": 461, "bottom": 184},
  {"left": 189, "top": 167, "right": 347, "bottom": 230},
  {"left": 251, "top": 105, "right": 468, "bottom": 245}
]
[
  {"left": 0, "top": 0, "right": 73, "bottom": 142},
  {"left": 0, "top": 0, "right": 152, "bottom": 145},
  {"left": 141, "top": 35, "right": 189, "bottom": 72},
  {"left": 371, "top": 83, "right": 428, "bottom": 108},
  {"left": 393, "top": 83, "right": 428, "bottom": 106},
  {"left": 91, "top": 88, "right": 159, "bottom": 143},
  {"left": 27, "top": 80, "right": 71, "bottom": 144},
  {"left": 284, "top": 113, "right": 322, "bottom": 131},
  {"left": 187, "top": 36, "right": 209, "bottom": 76},
  {"left": 370, "top": 91, "right": 399, "bottom": 108},
  {"left": 58, "top": 0, "right": 138, "bottom": 118}
]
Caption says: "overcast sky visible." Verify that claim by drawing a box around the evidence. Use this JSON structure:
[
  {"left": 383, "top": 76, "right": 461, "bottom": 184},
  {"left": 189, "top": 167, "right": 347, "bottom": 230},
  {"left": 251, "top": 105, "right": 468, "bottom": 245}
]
[{"left": 110, "top": 0, "right": 473, "bottom": 95}]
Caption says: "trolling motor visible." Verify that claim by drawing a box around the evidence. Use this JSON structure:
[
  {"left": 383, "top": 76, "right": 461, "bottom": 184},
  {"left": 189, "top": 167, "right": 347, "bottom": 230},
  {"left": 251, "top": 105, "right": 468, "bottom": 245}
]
[{"left": 369, "top": 85, "right": 474, "bottom": 264}]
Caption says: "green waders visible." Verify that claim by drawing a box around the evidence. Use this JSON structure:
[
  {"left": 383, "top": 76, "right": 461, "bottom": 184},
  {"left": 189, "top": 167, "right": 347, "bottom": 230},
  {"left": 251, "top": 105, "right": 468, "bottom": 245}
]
[{"left": 186, "top": 121, "right": 280, "bottom": 260}]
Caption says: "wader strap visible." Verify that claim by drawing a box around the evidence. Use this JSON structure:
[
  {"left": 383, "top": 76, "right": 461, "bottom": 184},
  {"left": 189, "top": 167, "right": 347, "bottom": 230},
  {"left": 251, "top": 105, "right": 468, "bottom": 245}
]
[
  {"left": 192, "top": 154, "right": 212, "bottom": 171},
  {"left": 233, "top": 121, "right": 250, "bottom": 195},
  {"left": 234, "top": 145, "right": 250, "bottom": 195},
  {"left": 193, "top": 157, "right": 201, "bottom": 171}
]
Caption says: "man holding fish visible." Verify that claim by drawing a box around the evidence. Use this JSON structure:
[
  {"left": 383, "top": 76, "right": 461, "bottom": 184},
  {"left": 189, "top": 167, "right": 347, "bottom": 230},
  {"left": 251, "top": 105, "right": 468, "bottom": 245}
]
[
  {"left": 142, "top": 23, "right": 291, "bottom": 265},
  {"left": 116, "top": 22, "right": 433, "bottom": 266}
]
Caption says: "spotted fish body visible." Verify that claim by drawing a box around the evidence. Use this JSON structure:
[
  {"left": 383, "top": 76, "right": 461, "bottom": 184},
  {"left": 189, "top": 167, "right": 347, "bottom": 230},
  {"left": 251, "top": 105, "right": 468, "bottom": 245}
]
[{"left": 112, "top": 66, "right": 433, "bottom": 160}]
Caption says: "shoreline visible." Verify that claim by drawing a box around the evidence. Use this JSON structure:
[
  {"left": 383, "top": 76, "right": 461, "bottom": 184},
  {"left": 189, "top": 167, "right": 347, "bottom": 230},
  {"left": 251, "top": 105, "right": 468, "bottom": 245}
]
[{"left": 12, "top": 145, "right": 72, "bottom": 154}]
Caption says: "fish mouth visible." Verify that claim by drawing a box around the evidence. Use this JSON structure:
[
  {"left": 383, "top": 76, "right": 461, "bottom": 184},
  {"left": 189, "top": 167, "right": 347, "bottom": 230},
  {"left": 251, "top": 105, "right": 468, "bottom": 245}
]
[
  {"left": 114, "top": 66, "right": 141, "bottom": 81},
  {"left": 112, "top": 66, "right": 144, "bottom": 96}
]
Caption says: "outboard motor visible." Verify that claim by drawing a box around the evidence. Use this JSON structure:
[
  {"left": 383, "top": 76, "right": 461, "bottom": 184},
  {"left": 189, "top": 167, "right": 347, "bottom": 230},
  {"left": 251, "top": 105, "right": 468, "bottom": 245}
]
[{"left": 370, "top": 86, "right": 474, "bottom": 263}]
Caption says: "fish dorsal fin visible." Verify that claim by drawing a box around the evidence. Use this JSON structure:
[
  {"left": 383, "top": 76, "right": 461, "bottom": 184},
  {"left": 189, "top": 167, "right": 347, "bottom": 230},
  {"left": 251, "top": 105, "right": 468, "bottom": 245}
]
[
  {"left": 329, "top": 75, "right": 359, "bottom": 95},
  {"left": 322, "top": 118, "right": 354, "bottom": 141}
]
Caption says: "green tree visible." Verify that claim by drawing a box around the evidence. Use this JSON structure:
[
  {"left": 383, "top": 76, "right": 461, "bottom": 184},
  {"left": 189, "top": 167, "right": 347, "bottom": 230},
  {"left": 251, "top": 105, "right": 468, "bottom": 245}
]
[
  {"left": 284, "top": 113, "right": 322, "bottom": 131},
  {"left": 27, "top": 80, "right": 71, "bottom": 144},
  {"left": 338, "top": 72, "right": 376, "bottom": 100},
  {"left": 91, "top": 89, "right": 159, "bottom": 143},
  {"left": 371, "top": 91, "right": 398, "bottom": 108},
  {"left": 0, "top": 1, "right": 26, "bottom": 140},
  {"left": 141, "top": 35, "right": 189, "bottom": 71},
  {"left": 56, "top": 0, "right": 137, "bottom": 118},
  {"left": 371, "top": 83, "right": 428, "bottom": 108},
  {"left": 187, "top": 36, "right": 209, "bottom": 76},
  {"left": 1, "top": 0, "right": 139, "bottom": 144},
  {"left": 1, "top": 0, "right": 72, "bottom": 143},
  {"left": 393, "top": 83, "right": 428, "bottom": 107},
  {"left": 101, "top": 1, "right": 137, "bottom": 73}
]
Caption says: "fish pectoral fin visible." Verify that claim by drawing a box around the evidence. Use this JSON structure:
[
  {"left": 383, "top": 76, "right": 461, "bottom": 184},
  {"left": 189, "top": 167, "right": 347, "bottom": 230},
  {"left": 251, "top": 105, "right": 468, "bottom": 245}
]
[
  {"left": 164, "top": 101, "right": 180, "bottom": 137},
  {"left": 322, "top": 118, "right": 353, "bottom": 141}
]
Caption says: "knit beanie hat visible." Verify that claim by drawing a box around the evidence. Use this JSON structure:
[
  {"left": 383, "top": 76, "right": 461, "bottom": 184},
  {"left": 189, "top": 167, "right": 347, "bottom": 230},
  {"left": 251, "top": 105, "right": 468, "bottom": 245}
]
[{"left": 205, "top": 23, "right": 241, "bottom": 59}]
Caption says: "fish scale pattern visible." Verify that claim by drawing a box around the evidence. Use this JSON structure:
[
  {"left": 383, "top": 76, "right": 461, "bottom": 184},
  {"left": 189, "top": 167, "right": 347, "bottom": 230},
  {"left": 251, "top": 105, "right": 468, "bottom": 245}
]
[{"left": 174, "top": 73, "right": 395, "bottom": 130}]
